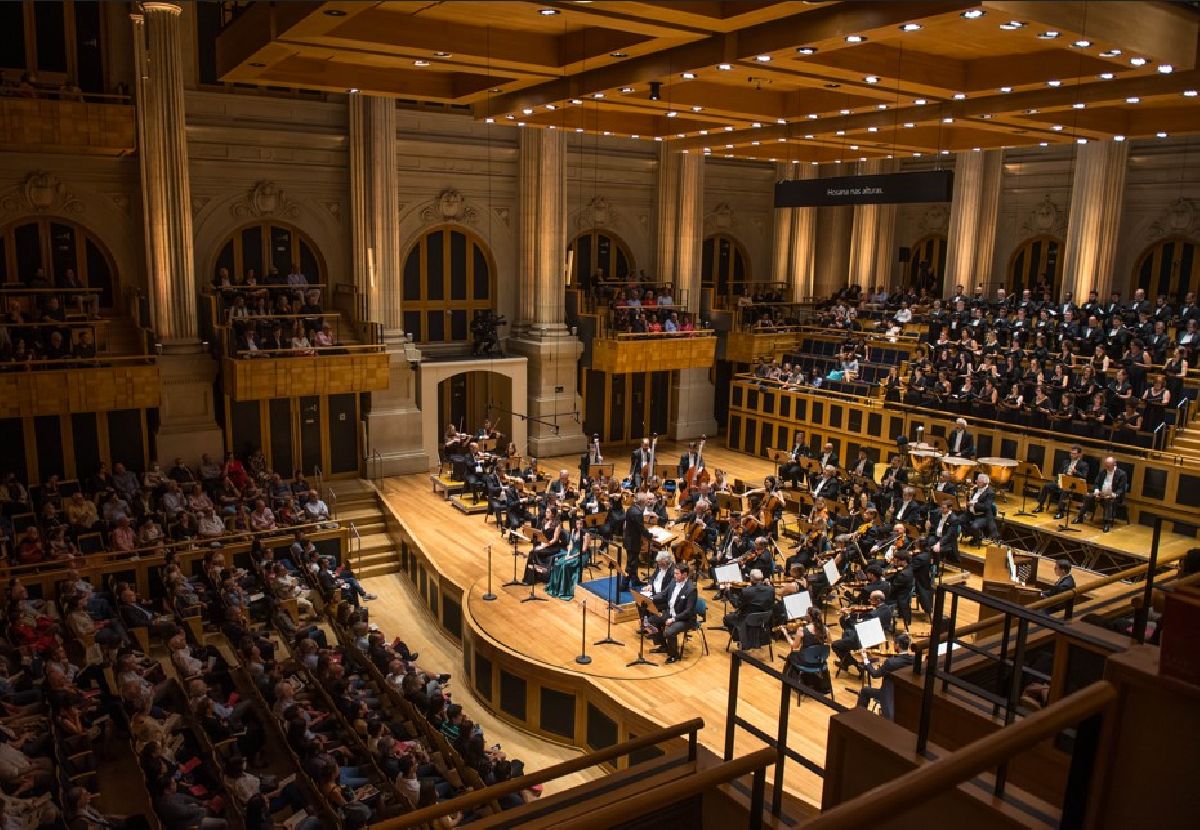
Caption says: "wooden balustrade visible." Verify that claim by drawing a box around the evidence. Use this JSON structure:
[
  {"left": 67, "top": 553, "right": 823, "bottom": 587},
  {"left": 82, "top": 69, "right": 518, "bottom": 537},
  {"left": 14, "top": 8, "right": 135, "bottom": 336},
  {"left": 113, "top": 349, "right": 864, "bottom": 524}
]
[
  {"left": 0, "top": 97, "right": 135, "bottom": 155},
  {"left": 0, "top": 357, "right": 158, "bottom": 417},
  {"left": 591, "top": 332, "right": 716, "bottom": 373}
]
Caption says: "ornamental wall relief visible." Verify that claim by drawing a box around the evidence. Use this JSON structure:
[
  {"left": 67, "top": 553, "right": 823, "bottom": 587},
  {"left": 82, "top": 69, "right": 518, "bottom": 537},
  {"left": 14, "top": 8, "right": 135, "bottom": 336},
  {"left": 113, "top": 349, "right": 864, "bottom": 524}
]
[
  {"left": 0, "top": 171, "right": 84, "bottom": 216},
  {"left": 1019, "top": 194, "right": 1067, "bottom": 237},
  {"left": 230, "top": 180, "right": 300, "bottom": 219},
  {"left": 1147, "top": 198, "right": 1198, "bottom": 241}
]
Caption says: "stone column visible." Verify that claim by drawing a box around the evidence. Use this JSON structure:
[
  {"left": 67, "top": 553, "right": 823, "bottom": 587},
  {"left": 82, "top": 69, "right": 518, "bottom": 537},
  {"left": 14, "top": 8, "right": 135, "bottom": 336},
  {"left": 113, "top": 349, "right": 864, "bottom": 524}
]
[
  {"left": 848, "top": 159, "right": 898, "bottom": 290},
  {"left": 945, "top": 149, "right": 1004, "bottom": 296},
  {"left": 134, "top": 3, "right": 221, "bottom": 465},
  {"left": 814, "top": 185, "right": 853, "bottom": 300},
  {"left": 1062, "top": 140, "right": 1129, "bottom": 301},
  {"left": 507, "top": 128, "right": 584, "bottom": 457},
  {"left": 788, "top": 165, "right": 819, "bottom": 302},
  {"left": 771, "top": 164, "right": 794, "bottom": 288},
  {"left": 654, "top": 148, "right": 717, "bottom": 440},
  {"left": 350, "top": 94, "right": 426, "bottom": 473}
]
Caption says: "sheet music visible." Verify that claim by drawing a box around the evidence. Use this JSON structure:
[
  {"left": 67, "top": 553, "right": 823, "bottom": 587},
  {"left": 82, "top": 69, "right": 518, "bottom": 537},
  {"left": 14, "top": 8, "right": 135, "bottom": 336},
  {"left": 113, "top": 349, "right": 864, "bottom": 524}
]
[
  {"left": 648, "top": 526, "right": 675, "bottom": 544},
  {"left": 714, "top": 563, "right": 743, "bottom": 584},
  {"left": 855, "top": 617, "right": 887, "bottom": 649},
  {"left": 782, "top": 591, "right": 813, "bottom": 619},
  {"left": 822, "top": 558, "right": 841, "bottom": 585},
  {"left": 1006, "top": 549, "right": 1019, "bottom": 583}
]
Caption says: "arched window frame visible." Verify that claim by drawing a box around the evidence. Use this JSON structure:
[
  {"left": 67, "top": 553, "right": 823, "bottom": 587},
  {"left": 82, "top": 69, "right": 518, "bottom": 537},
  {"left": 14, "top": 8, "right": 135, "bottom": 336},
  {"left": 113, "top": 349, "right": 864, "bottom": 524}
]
[
  {"left": 1132, "top": 236, "right": 1197, "bottom": 301},
  {"left": 1007, "top": 235, "right": 1063, "bottom": 296},
  {"left": 214, "top": 221, "right": 326, "bottom": 286},
  {"left": 568, "top": 228, "right": 635, "bottom": 286},
  {"left": 401, "top": 225, "right": 496, "bottom": 344},
  {"left": 0, "top": 215, "right": 118, "bottom": 308},
  {"left": 907, "top": 233, "right": 947, "bottom": 292},
  {"left": 701, "top": 233, "right": 751, "bottom": 298}
]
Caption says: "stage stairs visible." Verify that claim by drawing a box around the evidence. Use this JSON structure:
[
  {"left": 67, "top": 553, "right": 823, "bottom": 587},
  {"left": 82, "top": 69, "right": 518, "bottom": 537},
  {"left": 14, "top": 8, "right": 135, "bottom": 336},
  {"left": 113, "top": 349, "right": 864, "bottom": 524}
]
[{"left": 329, "top": 479, "right": 401, "bottom": 579}]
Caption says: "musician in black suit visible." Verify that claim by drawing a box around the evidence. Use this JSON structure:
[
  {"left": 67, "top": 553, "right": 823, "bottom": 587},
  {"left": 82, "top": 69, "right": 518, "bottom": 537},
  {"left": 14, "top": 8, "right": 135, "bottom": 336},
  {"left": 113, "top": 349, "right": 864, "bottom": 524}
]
[
  {"left": 857, "top": 632, "right": 915, "bottom": 720},
  {"left": 646, "top": 565, "right": 698, "bottom": 664},
  {"left": 832, "top": 590, "right": 892, "bottom": 675},
  {"left": 925, "top": 500, "right": 960, "bottom": 566},
  {"left": 890, "top": 486, "right": 924, "bottom": 526},
  {"left": 909, "top": 541, "right": 935, "bottom": 614},
  {"left": 579, "top": 435, "right": 603, "bottom": 480},
  {"left": 1073, "top": 457, "right": 1128, "bottom": 532},
  {"left": 848, "top": 449, "right": 875, "bottom": 480},
  {"left": 887, "top": 551, "right": 915, "bottom": 628},
  {"left": 621, "top": 492, "right": 655, "bottom": 586},
  {"left": 963, "top": 474, "right": 998, "bottom": 544},
  {"left": 879, "top": 455, "right": 908, "bottom": 502},
  {"left": 1040, "top": 559, "right": 1076, "bottom": 598},
  {"left": 723, "top": 568, "right": 775, "bottom": 634},
  {"left": 932, "top": 470, "right": 959, "bottom": 497},
  {"left": 946, "top": 418, "right": 975, "bottom": 458},
  {"left": 1034, "top": 446, "right": 1089, "bottom": 518},
  {"left": 629, "top": 438, "right": 653, "bottom": 487},
  {"left": 816, "top": 442, "right": 839, "bottom": 472},
  {"left": 809, "top": 465, "right": 841, "bottom": 503},
  {"left": 677, "top": 442, "right": 701, "bottom": 479},
  {"left": 778, "top": 431, "right": 809, "bottom": 489}
]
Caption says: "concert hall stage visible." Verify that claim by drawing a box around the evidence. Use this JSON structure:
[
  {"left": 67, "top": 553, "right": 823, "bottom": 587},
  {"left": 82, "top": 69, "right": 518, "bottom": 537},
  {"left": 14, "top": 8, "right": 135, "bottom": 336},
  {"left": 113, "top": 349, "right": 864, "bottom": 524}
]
[
  {"left": 994, "top": 510, "right": 1196, "bottom": 573},
  {"left": 373, "top": 440, "right": 1181, "bottom": 810}
]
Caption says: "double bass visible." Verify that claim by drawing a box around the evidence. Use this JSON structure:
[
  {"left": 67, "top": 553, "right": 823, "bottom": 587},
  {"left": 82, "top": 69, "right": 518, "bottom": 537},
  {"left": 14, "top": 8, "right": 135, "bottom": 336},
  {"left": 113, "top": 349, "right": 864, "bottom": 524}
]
[
  {"left": 681, "top": 435, "right": 711, "bottom": 499},
  {"left": 641, "top": 434, "right": 658, "bottom": 484}
]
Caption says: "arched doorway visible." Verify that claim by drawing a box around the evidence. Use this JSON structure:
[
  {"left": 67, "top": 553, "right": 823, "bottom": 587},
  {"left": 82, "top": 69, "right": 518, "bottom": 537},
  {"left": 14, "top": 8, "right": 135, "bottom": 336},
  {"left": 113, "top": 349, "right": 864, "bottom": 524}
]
[
  {"left": 437, "top": 371, "right": 514, "bottom": 444},
  {"left": 417, "top": 357, "right": 528, "bottom": 464},
  {"left": 1133, "top": 237, "right": 1197, "bottom": 300},
  {"left": 402, "top": 226, "right": 496, "bottom": 344},
  {"left": 1007, "top": 235, "right": 1063, "bottom": 296},
  {"left": 0, "top": 216, "right": 118, "bottom": 309},
  {"left": 213, "top": 221, "right": 326, "bottom": 285},
  {"left": 568, "top": 228, "right": 634, "bottom": 288},
  {"left": 907, "top": 234, "right": 947, "bottom": 294},
  {"left": 701, "top": 233, "right": 750, "bottom": 300}
]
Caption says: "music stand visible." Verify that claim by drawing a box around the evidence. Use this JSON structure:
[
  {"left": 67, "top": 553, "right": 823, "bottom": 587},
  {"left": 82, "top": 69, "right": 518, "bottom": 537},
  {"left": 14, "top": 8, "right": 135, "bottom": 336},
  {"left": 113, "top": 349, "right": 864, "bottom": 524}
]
[
  {"left": 628, "top": 593, "right": 660, "bottom": 667},
  {"left": 503, "top": 527, "right": 526, "bottom": 588},
  {"left": 595, "top": 547, "right": 624, "bottom": 648},
  {"left": 1012, "top": 462, "right": 1042, "bottom": 518},
  {"left": 591, "top": 463, "right": 614, "bottom": 480},
  {"left": 1056, "top": 474, "right": 1088, "bottom": 533}
]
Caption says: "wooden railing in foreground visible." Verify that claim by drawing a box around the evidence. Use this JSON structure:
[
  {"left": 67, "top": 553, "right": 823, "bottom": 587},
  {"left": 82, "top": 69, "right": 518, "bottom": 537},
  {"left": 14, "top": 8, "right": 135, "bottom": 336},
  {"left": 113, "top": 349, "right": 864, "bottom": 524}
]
[
  {"left": 801, "top": 682, "right": 1117, "bottom": 829},
  {"left": 372, "top": 718, "right": 705, "bottom": 829}
]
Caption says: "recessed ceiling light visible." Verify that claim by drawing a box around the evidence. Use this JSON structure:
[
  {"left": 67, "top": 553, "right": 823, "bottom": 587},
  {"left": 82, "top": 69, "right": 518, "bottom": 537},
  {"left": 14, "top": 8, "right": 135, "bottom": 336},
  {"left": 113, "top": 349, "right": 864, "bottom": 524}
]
[
  {"left": 538, "top": 8, "right": 559, "bottom": 14},
  {"left": 693, "top": 106, "right": 704, "bottom": 112},
  {"left": 1052, "top": 124, "right": 1063, "bottom": 131},
  {"left": 962, "top": 9, "right": 985, "bottom": 19},
  {"left": 943, "top": 117, "right": 954, "bottom": 123},
  {"left": 484, "top": 116, "right": 494, "bottom": 123},
  {"left": 1072, "top": 39, "right": 1092, "bottom": 48},
  {"left": 717, "top": 63, "right": 732, "bottom": 71},
  {"left": 323, "top": 9, "right": 347, "bottom": 16},
  {"left": 1047, "top": 79, "right": 1062, "bottom": 87},
  {"left": 603, "top": 130, "right": 611, "bottom": 136},
  {"left": 1077, "top": 138, "right": 1087, "bottom": 144},
  {"left": 973, "top": 147, "right": 980, "bottom": 151},
  {"left": 609, "top": 51, "right": 627, "bottom": 58},
  {"left": 1026, "top": 108, "right": 1038, "bottom": 114},
  {"left": 1099, "top": 72, "right": 1114, "bottom": 80},
  {"left": 570, "top": 98, "right": 582, "bottom": 105},
  {"left": 900, "top": 22, "right": 922, "bottom": 32},
  {"left": 877, "top": 104, "right": 888, "bottom": 110},
  {"left": 414, "top": 59, "right": 430, "bottom": 66},
  {"left": 867, "top": 126, "right": 878, "bottom": 132},
  {"left": 845, "top": 35, "right": 866, "bottom": 43},
  {"left": 1158, "top": 64, "right": 1174, "bottom": 74},
  {"left": 999, "top": 20, "right": 1025, "bottom": 30},
  {"left": 1039, "top": 141, "right": 1048, "bottom": 146},
  {"left": 835, "top": 130, "right": 845, "bottom": 135},
  {"left": 1073, "top": 102, "right": 1086, "bottom": 109},
  {"left": 592, "top": 92, "right": 604, "bottom": 98},
  {"left": 347, "top": 87, "right": 358, "bottom": 93},
  {"left": 864, "top": 75, "right": 880, "bottom": 84},
  {"left": 700, "top": 129, "right": 708, "bottom": 135},
  {"left": 751, "top": 140, "right": 760, "bottom": 145},
  {"left": 620, "top": 86, "right": 634, "bottom": 93},
  {"left": 752, "top": 121, "right": 762, "bottom": 128},
  {"left": 982, "top": 113, "right": 993, "bottom": 119},
  {"left": 1157, "top": 131, "right": 1168, "bottom": 138},
  {"left": 725, "top": 125, "right": 734, "bottom": 131},
  {"left": 804, "top": 134, "right": 814, "bottom": 139},
  {"left": 999, "top": 86, "right": 1012, "bottom": 93},
  {"left": 1130, "top": 57, "right": 1147, "bottom": 66},
  {"left": 796, "top": 46, "right": 818, "bottom": 56},
  {"left": 808, "top": 113, "right": 818, "bottom": 119},
  {"left": 913, "top": 152, "right": 922, "bottom": 157},
  {"left": 1184, "top": 89, "right": 1198, "bottom": 97},
  {"left": 1126, "top": 96, "right": 1140, "bottom": 104},
  {"left": 914, "top": 98, "right": 927, "bottom": 105},
  {"left": 631, "top": 134, "right": 639, "bottom": 139},
  {"left": 1038, "top": 31, "right": 1060, "bottom": 39},
  {"left": 434, "top": 51, "right": 451, "bottom": 57},
  {"left": 1114, "top": 135, "right": 1125, "bottom": 141},
  {"left": 517, "top": 121, "right": 526, "bottom": 127},
  {"left": 839, "top": 108, "right": 850, "bottom": 115},
  {"left": 545, "top": 103, "right": 556, "bottom": 110},
  {"left": 903, "top": 122, "right": 914, "bottom": 128},
  {"left": 755, "top": 55, "right": 772, "bottom": 63},
  {"left": 940, "top": 149, "right": 950, "bottom": 155},
  {"left": 1100, "top": 49, "right": 1122, "bottom": 58},
  {"left": 575, "top": 127, "right": 583, "bottom": 132},
  {"left": 666, "top": 111, "right": 678, "bottom": 118},
  {"left": 522, "top": 107, "right": 533, "bottom": 115},
  {"left": 681, "top": 72, "right": 696, "bottom": 79},
  {"left": 953, "top": 92, "right": 966, "bottom": 100},
  {"left": 654, "top": 136, "right": 663, "bottom": 141}
]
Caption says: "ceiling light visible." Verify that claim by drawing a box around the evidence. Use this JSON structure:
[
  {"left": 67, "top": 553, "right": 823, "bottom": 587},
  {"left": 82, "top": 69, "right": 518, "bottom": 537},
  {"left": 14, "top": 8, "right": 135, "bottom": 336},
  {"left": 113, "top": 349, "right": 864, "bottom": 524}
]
[
  {"left": 700, "top": 129, "right": 708, "bottom": 135},
  {"left": 953, "top": 92, "right": 966, "bottom": 100},
  {"left": 654, "top": 137, "right": 663, "bottom": 141},
  {"left": 725, "top": 126, "right": 734, "bottom": 131},
  {"left": 1039, "top": 141, "right": 1048, "bottom": 146},
  {"left": 867, "top": 126, "right": 878, "bottom": 132},
  {"left": 681, "top": 72, "right": 696, "bottom": 79},
  {"left": 323, "top": 8, "right": 346, "bottom": 15},
  {"left": 484, "top": 116, "right": 493, "bottom": 123},
  {"left": 839, "top": 108, "right": 851, "bottom": 115},
  {"left": 1072, "top": 39, "right": 1092, "bottom": 48},
  {"left": 751, "top": 140, "right": 759, "bottom": 145},
  {"left": 1072, "top": 102, "right": 1086, "bottom": 109},
  {"left": 522, "top": 107, "right": 533, "bottom": 115},
  {"left": 414, "top": 59, "right": 430, "bottom": 66},
  {"left": 835, "top": 130, "right": 845, "bottom": 135},
  {"left": 778, "top": 137, "right": 786, "bottom": 142},
  {"left": 546, "top": 104, "right": 558, "bottom": 110},
  {"left": 903, "top": 122, "right": 914, "bottom": 128},
  {"left": 603, "top": 131, "right": 611, "bottom": 136},
  {"left": 1130, "top": 57, "right": 1147, "bottom": 66},
  {"left": 1157, "top": 131, "right": 1168, "bottom": 138},
  {"left": 777, "top": 118, "right": 787, "bottom": 124},
  {"left": 1052, "top": 124, "right": 1063, "bottom": 131},
  {"left": 573, "top": 127, "right": 582, "bottom": 132},
  {"left": 1047, "top": 80, "right": 1061, "bottom": 87},
  {"left": 755, "top": 55, "right": 772, "bottom": 63},
  {"left": 804, "top": 134, "right": 814, "bottom": 139},
  {"left": 900, "top": 22, "right": 922, "bottom": 31},
  {"left": 609, "top": 51, "right": 627, "bottom": 58},
  {"left": 864, "top": 75, "right": 880, "bottom": 84},
  {"left": 517, "top": 122, "right": 526, "bottom": 127},
  {"left": 1100, "top": 49, "right": 1122, "bottom": 58},
  {"left": 973, "top": 147, "right": 981, "bottom": 151},
  {"left": 961, "top": 10, "right": 985, "bottom": 19},
  {"left": 914, "top": 98, "right": 927, "bottom": 105},
  {"left": 1157, "top": 64, "right": 1174, "bottom": 74},
  {"left": 620, "top": 86, "right": 634, "bottom": 93},
  {"left": 845, "top": 35, "right": 866, "bottom": 43},
  {"left": 1026, "top": 108, "right": 1038, "bottom": 114},
  {"left": 1038, "top": 31, "right": 1060, "bottom": 39},
  {"left": 850, "top": 144, "right": 859, "bottom": 150},
  {"left": 693, "top": 106, "right": 704, "bottom": 112},
  {"left": 982, "top": 113, "right": 992, "bottom": 119},
  {"left": 878, "top": 104, "right": 888, "bottom": 109},
  {"left": 717, "top": 63, "right": 732, "bottom": 71},
  {"left": 999, "top": 86, "right": 1012, "bottom": 93},
  {"left": 1126, "top": 96, "right": 1140, "bottom": 104},
  {"left": 592, "top": 92, "right": 604, "bottom": 98},
  {"left": 666, "top": 111, "right": 678, "bottom": 118},
  {"left": 538, "top": 8, "right": 559, "bottom": 14},
  {"left": 941, "top": 149, "right": 950, "bottom": 155},
  {"left": 943, "top": 117, "right": 954, "bottom": 123},
  {"left": 1077, "top": 138, "right": 1087, "bottom": 144},
  {"left": 505, "top": 114, "right": 514, "bottom": 120},
  {"left": 796, "top": 46, "right": 818, "bottom": 56},
  {"left": 751, "top": 121, "right": 762, "bottom": 128},
  {"left": 999, "top": 20, "right": 1025, "bottom": 30},
  {"left": 1099, "top": 72, "right": 1114, "bottom": 80},
  {"left": 808, "top": 113, "right": 818, "bottom": 119},
  {"left": 913, "top": 152, "right": 922, "bottom": 157},
  {"left": 1184, "top": 89, "right": 1198, "bottom": 97},
  {"left": 434, "top": 51, "right": 451, "bottom": 58},
  {"left": 1114, "top": 135, "right": 1125, "bottom": 141},
  {"left": 570, "top": 98, "right": 582, "bottom": 105},
  {"left": 347, "top": 87, "right": 358, "bottom": 93},
  {"left": 631, "top": 134, "right": 639, "bottom": 139}
]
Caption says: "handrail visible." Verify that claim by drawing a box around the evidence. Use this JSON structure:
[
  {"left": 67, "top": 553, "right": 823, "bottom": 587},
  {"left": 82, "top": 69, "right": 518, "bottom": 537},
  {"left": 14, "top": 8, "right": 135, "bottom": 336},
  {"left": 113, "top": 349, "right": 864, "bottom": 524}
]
[
  {"left": 0, "top": 320, "right": 109, "bottom": 328},
  {"left": 0, "top": 286, "right": 104, "bottom": 294},
  {"left": 0, "top": 353, "right": 155, "bottom": 371},
  {"left": 561, "top": 747, "right": 777, "bottom": 830},
  {"left": 607, "top": 328, "right": 716, "bottom": 340},
  {"left": 207, "top": 282, "right": 329, "bottom": 293},
  {"left": 370, "top": 718, "right": 705, "bottom": 829},
  {"left": 230, "top": 343, "right": 386, "bottom": 357},
  {"left": 799, "top": 682, "right": 1117, "bottom": 830}
]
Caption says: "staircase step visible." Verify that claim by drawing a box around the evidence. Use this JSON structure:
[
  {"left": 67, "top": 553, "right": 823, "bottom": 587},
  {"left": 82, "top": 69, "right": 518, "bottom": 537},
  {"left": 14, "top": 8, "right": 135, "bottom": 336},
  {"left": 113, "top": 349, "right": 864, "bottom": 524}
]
[{"left": 355, "top": 532, "right": 394, "bottom": 554}]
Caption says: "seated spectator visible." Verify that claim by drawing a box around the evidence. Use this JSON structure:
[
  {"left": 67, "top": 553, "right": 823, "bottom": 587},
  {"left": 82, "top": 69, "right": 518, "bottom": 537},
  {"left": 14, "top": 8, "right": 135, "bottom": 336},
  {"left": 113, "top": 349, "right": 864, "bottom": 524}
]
[{"left": 302, "top": 490, "right": 330, "bottom": 522}]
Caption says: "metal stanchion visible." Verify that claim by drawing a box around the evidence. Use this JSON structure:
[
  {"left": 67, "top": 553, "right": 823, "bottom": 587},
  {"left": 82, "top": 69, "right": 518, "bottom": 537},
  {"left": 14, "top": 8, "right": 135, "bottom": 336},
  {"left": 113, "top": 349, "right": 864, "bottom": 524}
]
[{"left": 575, "top": 601, "right": 592, "bottom": 665}]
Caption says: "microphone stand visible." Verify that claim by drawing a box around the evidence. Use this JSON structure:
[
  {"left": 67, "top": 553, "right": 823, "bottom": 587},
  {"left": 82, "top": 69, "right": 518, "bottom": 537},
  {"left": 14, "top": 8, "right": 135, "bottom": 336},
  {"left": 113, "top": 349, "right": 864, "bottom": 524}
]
[
  {"left": 482, "top": 544, "right": 496, "bottom": 601},
  {"left": 626, "top": 613, "right": 656, "bottom": 668},
  {"left": 502, "top": 529, "right": 524, "bottom": 588},
  {"left": 595, "top": 550, "right": 623, "bottom": 647},
  {"left": 1012, "top": 467, "right": 1035, "bottom": 518}
]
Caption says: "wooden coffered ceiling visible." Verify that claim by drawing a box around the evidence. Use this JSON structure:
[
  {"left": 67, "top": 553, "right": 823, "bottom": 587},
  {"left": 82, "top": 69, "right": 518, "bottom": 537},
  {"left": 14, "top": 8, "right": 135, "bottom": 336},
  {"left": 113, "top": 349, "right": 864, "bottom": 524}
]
[{"left": 217, "top": 1, "right": 1200, "bottom": 160}]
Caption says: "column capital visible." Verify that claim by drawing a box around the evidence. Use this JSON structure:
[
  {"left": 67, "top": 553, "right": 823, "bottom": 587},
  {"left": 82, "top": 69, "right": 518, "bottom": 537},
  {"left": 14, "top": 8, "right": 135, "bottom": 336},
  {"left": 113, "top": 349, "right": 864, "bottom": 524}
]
[{"left": 141, "top": 2, "right": 183, "bottom": 15}]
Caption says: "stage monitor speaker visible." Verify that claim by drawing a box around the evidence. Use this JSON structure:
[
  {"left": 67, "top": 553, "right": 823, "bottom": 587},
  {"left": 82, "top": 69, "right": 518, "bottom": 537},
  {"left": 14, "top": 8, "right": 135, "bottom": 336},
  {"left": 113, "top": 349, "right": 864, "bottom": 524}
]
[{"left": 898, "top": 246, "right": 912, "bottom": 263}]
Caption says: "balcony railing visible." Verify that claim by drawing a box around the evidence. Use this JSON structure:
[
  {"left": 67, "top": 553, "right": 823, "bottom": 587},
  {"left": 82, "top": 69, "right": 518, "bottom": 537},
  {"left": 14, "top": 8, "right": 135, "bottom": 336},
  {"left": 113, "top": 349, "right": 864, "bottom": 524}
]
[{"left": 0, "top": 96, "right": 135, "bottom": 155}]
